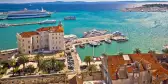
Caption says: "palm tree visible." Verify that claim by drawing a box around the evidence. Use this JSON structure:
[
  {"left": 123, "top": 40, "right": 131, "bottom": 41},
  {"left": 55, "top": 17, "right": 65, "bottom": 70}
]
[
  {"left": 8, "top": 59, "right": 16, "bottom": 76},
  {"left": 55, "top": 61, "right": 65, "bottom": 71},
  {"left": 87, "top": 64, "right": 97, "bottom": 76},
  {"left": 162, "top": 48, "right": 168, "bottom": 54},
  {"left": 50, "top": 57, "right": 57, "bottom": 70},
  {"left": 39, "top": 60, "right": 52, "bottom": 74},
  {"left": 34, "top": 53, "right": 44, "bottom": 71},
  {"left": 17, "top": 55, "right": 29, "bottom": 75},
  {"left": 84, "top": 56, "right": 93, "bottom": 66},
  {"left": 148, "top": 50, "right": 156, "bottom": 54},
  {"left": 25, "top": 65, "right": 36, "bottom": 75},
  {"left": 133, "top": 48, "right": 141, "bottom": 54},
  {"left": 118, "top": 52, "right": 123, "bottom": 56}
]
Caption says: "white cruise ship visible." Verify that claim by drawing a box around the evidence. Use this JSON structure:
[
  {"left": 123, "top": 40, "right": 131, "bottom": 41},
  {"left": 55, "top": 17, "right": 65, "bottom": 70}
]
[{"left": 6, "top": 8, "right": 51, "bottom": 19}]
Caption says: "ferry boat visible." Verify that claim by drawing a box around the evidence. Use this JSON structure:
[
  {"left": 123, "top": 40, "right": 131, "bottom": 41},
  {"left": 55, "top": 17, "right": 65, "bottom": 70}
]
[
  {"left": 6, "top": 8, "right": 51, "bottom": 19},
  {"left": 0, "top": 23, "right": 9, "bottom": 28},
  {"left": 64, "top": 16, "right": 76, "bottom": 20},
  {"left": 39, "top": 19, "right": 56, "bottom": 24}
]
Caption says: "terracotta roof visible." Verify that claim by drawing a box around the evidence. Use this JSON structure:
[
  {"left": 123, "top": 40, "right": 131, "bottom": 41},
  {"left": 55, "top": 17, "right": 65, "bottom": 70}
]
[
  {"left": 20, "top": 31, "right": 39, "bottom": 38},
  {"left": 37, "top": 25, "right": 64, "bottom": 33},
  {"left": 107, "top": 55, "right": 126, "bottom": 80},
  {"left": 127, "top": 66, "right": 134, "bottom": 73}
]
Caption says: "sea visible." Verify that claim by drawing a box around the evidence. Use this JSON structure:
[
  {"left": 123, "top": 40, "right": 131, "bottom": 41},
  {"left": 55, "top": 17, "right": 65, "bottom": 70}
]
[{"left": 0, "top": 2, "right": 168, "bottom": 60}]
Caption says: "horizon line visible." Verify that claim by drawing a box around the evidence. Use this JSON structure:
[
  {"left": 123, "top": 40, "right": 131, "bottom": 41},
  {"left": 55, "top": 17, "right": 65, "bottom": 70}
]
[{"left": 1, "top": 1, "right": 168, "bottom": 4}]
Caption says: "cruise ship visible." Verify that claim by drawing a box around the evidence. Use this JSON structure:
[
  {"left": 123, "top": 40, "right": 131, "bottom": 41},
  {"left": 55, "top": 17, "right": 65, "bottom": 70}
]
[{"left": 6, "top": 8, "right": 51, "bottom": 19}]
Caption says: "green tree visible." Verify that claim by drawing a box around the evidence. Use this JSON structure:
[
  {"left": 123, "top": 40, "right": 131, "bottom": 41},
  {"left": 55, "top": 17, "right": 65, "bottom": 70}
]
[
  {"left": 34, "top": 53, "right": 44, "bottom": 71},
  {"left": 50, "top": 57, "right": 57, "bottom": 70},
  {"left": 133, "top": 48, "right": 141, "bottom": 54},
  {"left": 17, "top": 56, "right": 29, "bottom": 75},
  {"left": 84, "top": 56, "right": 93, "bottom": 66},
  {"left": 87, "top": 64, "right": 97, "bottom": 76},
  {"left": 55, "top": 61, "right": 65, "bottom": 71},
  {"left": 8, "top": 59, "right": 16, "bottom": 76},
  {"left": 39, "top": 60, "right": 52, "bottom": 74},
  {"left": 162, "top": 48, "right": 168, "bottom": 54},
  {"left": 148, "top": 50, "right": 156, "bottom": 54},
  {"left": 118, "top": 52, "right": 123, "bottom": 56},
  {"left": 25, "top": 65, "right": 36, "bottom": 75}
]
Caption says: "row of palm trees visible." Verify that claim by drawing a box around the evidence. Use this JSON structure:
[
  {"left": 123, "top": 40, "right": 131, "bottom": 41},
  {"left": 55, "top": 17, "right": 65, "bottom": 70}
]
[{"left": 0, "top": 53, "right": 65, "bottom": 77}]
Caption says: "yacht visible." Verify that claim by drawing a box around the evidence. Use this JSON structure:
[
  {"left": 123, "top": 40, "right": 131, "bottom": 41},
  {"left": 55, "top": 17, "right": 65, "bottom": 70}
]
[
  {"left": 104, "top": 39, "right": 112, "bottom": 44},
  {"left": 6, "top": 8, "right": 51, "bottom": 19},
  {"left": 39, "top": 19, "right": 56, "bottom": 24}
]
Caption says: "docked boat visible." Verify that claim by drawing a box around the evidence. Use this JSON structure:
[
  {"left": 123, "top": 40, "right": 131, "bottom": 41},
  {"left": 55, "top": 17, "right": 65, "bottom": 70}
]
[
  {"left": 79, "top": 44, "right": 85, "bottom": 48},
  {"left": 104, "top": 39, "right": 112, "bottom": 44},
  {"left": 83, "top": 29, "right": 108, "bottom": 38},
  {"left": 64, "top": 16, "right": 76, "bottom": 20},
  {"left": 112, "top": 31, "right": 123, "bottom": 36},
  {"left": 89, "top": 41, "right": 101, "bottom": 47},
  {"left": 0, "top": 23, "right": 9, "bottom": 28},
  {"left": 39, "top": 19, "right": 56, "bottom": 24},
  {"left": 6, "top": 8, "right": 51, "bottom": 19}
]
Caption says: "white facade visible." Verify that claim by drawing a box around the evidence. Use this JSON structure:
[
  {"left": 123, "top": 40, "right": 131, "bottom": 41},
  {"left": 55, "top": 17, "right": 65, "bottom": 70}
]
[{"left": 17, "top": 24, "right": 65, "bottom": 54}]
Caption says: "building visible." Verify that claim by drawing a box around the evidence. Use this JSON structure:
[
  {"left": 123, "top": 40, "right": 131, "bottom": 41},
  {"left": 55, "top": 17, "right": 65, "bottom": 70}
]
[
  {"left": 16, "top": 23, "right": 65, "bottom": 54},
  {"left": 101, "top": 54, "right": 158, "bottom": 84}
]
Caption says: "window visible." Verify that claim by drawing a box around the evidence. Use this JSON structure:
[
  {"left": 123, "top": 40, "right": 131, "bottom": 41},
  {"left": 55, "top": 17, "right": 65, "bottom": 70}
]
[
  {"left": 23, "top": 49, "right": 25, "bottom": 52},
  {"left": 22, "top": 39, "right": 24, "bottom": 42},
  {"left": 37, "top": 40, "right": 38, "bottom": 43},
  {"left": 52, "top": 37, "right": 54, "bottom": 39},
  {"left": 28, "top": 46, "right": 30, "bottom": 49},
  {"left": 28, "top": 51, "right": 31, "bottom": 54},
  {"left": 37, "top": 45, "right": 39, "bottom": 48},
  {"left": 28, "top": 41, "right": 30, "bottom": 43},
  {"left": 56, "top": 47, "right": 57, "bottom": 49},
  {"left": 53, "top": 47, "right": 54, "bottom": 49},
  {"left": 55, "top": 37, "right": 57, "bottom": 39},
  {"left": 37, "top": 36, "right": 38, "bottom": 38},
  {"left": 22, "top": 44, "right": 24, "bottom": 47}
]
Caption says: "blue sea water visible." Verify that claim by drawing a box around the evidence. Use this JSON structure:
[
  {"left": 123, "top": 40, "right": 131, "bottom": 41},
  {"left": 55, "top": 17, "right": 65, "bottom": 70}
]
[{"left": 0, "top": 2, "right": 168, "bottom": 60}]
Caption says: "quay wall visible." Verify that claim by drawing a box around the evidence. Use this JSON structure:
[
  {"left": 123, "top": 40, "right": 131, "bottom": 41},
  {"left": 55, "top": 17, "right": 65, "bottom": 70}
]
[{"left": 0, "top": 73, "right": 66, "bottom": 84}]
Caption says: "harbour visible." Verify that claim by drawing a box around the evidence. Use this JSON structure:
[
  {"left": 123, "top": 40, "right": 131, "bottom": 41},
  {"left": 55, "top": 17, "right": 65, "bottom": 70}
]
[{"left": 0, "top": 3, "right": 168, "bottom": 59}]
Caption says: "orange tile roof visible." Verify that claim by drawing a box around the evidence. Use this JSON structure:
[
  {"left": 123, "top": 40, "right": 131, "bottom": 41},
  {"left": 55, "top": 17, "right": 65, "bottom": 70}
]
[
  {"left": 129, "top": 53, "right": 159, "bottom": 70},
  {"left": 107, "top": 55, "right": 126, "bottom": 80},
  {"left": 20, "top": 31, "right": 39, "bottom": 38},
  {"left": 37, "top": 25, "right": 64, "bottom": 33},
  {"left": 127, "top": 66, "right": 134, "bottom": 73}
]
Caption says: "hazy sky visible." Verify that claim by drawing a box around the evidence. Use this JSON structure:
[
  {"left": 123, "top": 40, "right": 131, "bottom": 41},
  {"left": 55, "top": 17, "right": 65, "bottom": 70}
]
[{"left": 0, "top": 0, "right": 167, "bottom": 3}]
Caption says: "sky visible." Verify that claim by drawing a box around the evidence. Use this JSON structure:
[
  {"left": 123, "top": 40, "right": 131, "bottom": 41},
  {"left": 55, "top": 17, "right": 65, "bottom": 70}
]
[{"left": 0, "top": 0, "right": 167, "bottom": 3}]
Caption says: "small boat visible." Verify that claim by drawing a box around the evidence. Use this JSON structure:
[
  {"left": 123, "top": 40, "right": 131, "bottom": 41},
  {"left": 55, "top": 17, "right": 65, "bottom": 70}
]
[
  {"left": 89, "top": 41, "right": 99, "bottom": 47},
  {"left": 79, "top": 44, "right": 85, "bottom": 48},
  {"left": 105, "top": 39, "right": 112, "bottom": 44},
  {"left": 0, "top": 23, "right": 9, "bottom": 28},
  {"left": 64, "top": 16, "right": 76, "bottom": 20},
  {"left": 39, "top": 19, "right": 56, "bottom": 24}
]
